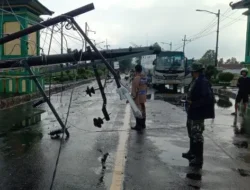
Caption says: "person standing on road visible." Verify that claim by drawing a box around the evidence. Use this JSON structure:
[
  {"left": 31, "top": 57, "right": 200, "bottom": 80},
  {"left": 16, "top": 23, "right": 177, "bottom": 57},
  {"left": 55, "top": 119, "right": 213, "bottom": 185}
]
[
  {"left": 231, "top": 68, "right": 250, "bottom": 117},
  {"left": 182, "top": 62, "right": 215, "bottom": 168},
  {"left": 182, "top": 77, "right": 196, "bottom": 161},
  {"left": 131, "top": 64, "right": 147, "bottom": 131}
]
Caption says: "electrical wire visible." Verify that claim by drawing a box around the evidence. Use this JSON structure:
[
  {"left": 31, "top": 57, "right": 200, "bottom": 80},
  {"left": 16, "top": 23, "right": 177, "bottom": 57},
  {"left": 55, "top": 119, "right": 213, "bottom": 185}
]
[
  {"left": 0, "top": 7, "right": 84, "bottom": 53},
  {"left": 221, "top": 7, "right": 231, "bottom": 17},
  {"left": 0, "top": 7, "right": 72, "bottom": 52},
  {"left": 6, "top": 0, "right": 24, "bottom": 29},
  {"left": 42, "top": 27, "right": 49, "bottom": 49},
  {"left": 220, "top": 14, "right": 245, "bottom": 30},
  {"left": 221, "top": 14, "right": 246, "bottom": 22},
  {"left": 173, "top": 9, "right": 244, "bottom": 52},
  {"left": 189, "top": 17, "right": 217, "bottom": 40},
  {"left": 49, "top": 23, "right": 85, "bottom": 190}
]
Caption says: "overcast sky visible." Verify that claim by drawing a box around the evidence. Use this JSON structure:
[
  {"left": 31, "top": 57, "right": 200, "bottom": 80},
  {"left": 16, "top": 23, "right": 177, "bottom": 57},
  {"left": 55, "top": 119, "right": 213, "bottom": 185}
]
[{"left": 40, "top": 0, "right": 247, "bottom": 61}]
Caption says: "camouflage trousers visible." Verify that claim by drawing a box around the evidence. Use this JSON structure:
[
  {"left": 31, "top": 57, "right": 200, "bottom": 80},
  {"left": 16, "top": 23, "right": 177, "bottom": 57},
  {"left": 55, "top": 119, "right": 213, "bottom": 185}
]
[{"left": 186, "top": 119, "right": 205, "bottom": 143}]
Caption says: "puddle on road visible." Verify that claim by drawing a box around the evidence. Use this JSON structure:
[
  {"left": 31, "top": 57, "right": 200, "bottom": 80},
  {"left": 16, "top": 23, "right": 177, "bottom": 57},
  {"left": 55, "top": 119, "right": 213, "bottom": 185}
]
[
  {"left": 0, "top": 103, "right": 46, "bottom": 139},
  {"left": 148, "top": 136, "right": 187, "bottom": 167}
]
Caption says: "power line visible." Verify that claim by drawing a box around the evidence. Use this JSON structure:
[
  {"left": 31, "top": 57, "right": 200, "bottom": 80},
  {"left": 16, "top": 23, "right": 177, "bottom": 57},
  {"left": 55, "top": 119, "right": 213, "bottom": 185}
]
[
  {"left": 220, "top": 9, "right": 239, "bottom": 23},
  {"left": 6, "top": 0, "right": 24, "bottom": 29},
  {"left": 221, "top": 14, "right": 246, "bottom": 22},
  {"left": 188, "top": 8, "right": 236, "bottom": 42},
  {"left": 189, "top": 17, "right": 217, "bottom": 39},
  {"left": 221, "top": 7, "right": 231, "bottom": 17},
  {"left": 0, "top": 7, "right": 84, "bottom": 52},
  {"left": 173, "top": 8, "right": 243, "bottom": 53},
  {"left": 220, "top": 14, "right": 244, "bottom": 30}
]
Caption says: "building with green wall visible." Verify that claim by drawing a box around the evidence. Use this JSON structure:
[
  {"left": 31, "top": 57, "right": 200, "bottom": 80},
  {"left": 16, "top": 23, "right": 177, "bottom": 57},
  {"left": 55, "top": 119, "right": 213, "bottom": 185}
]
[
  {"left": 0, "top": 0, "right": 53, "bottom": 94},
  {"left": 231, "top": 1, "right": 250, "bottom": 72}
]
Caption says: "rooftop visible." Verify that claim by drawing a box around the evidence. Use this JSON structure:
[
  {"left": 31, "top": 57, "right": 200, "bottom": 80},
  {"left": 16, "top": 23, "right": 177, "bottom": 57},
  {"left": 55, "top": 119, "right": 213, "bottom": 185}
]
[
  {"left": 230, "top": 0, "right": 250, "bottom": 9},
  {"left": 0, "top": 0, "right": 54, "bottom": 16}
]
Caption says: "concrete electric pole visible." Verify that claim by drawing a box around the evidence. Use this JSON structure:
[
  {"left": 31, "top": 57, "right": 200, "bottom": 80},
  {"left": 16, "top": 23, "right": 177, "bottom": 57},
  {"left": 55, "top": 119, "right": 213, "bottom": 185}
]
[
  {"left": 182, "top": 35, "right": 191, "bottom": 54},
  {"left": 196, "top": 9, "right": 220, "bottom": 67}
]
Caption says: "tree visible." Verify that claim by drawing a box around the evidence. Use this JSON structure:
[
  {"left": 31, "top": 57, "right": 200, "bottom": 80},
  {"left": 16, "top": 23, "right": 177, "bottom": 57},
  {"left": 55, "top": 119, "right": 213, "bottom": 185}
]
[
  {"left": 199, "top": 50, "right": 216, "bottom": 66},
  {"left": 205, "top": 65, "right": 219, "bottom": 80},
  {"left": 225, "top": 57, "right": 239, "bottom": 64},
  {"left": 119, "top": 58, "right": 132, "bottom": 72},
  {"left": 218, "top": 72, "right": 234, "bottom": 82},
  {"left": 65, "top": 63, "right": 70, "bottom": 76},
  {"left": 218, "top": 58, "right": 224, "bottom": 65}
]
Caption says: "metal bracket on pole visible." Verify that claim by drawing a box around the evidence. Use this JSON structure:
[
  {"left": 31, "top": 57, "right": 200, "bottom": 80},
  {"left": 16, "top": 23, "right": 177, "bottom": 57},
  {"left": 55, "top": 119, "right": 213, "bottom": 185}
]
[{"left": 21, "top": 60, "right": 70, "bottom": 138}]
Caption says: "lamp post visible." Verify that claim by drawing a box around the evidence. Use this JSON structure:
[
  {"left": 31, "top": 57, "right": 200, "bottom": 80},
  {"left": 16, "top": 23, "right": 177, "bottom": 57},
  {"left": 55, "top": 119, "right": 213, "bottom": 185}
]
[
  {"left": 161, "top": 42, "right": 172, "bottom": 51},
  {"left": 196, "top": 9, "right": 220, "bottom": 67}
]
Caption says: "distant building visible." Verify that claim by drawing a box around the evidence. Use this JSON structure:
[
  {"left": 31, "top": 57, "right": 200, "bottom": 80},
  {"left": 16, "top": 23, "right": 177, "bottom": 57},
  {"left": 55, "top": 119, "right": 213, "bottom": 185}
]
[{"left": 218, "top": 63, "right": 244, "bottom": 74}]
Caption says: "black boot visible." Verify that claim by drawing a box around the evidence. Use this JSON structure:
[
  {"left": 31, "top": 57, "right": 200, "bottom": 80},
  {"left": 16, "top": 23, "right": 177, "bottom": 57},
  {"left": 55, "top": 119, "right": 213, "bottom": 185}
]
[
  {"left": 131, "top": 118, "right": 142, "bottom": 131},
  {"left": 189, "top": 141, "right": 203, "bottom": 168},
  {"left": 182, "top": 138, "right": 195, "bottom": 160},
  {"left": 142, "top": 118, "right": 146, "bottom": 129}
]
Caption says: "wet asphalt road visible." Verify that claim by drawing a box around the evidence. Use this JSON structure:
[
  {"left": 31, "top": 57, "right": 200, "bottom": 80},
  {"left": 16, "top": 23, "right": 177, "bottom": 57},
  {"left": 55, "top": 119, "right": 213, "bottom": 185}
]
[
  {"left": 124, "top": 94, "right": 250, "bottom": 190},
  {"left": 1, "top": 80, "right": 250, "bottom": 190},
  {"left": 0, "top": 80, "right": 127, "bottom": 190}
]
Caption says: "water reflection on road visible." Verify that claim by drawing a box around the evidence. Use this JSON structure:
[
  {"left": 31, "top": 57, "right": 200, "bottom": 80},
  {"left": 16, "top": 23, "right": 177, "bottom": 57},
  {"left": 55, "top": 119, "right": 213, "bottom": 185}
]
[{"left": 0, "top": 101, "right": 45, "bottom": 134}]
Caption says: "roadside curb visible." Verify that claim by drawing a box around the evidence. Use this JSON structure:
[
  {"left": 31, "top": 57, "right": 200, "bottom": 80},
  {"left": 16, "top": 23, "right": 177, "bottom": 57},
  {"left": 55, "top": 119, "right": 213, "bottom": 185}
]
[{"left": 0, "top": 78, "right": 95, "bottom": 110}]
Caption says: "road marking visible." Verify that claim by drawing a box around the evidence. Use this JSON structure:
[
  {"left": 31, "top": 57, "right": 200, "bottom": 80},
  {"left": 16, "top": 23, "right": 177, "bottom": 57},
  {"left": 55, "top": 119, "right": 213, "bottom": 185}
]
[{"left": 110, "top": 104, "right": 131, "bottom": 190}]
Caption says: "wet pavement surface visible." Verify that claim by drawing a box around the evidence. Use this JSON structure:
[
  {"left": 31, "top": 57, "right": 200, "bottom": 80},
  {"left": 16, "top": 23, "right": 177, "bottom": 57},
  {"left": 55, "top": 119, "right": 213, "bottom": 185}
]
[
  {"left": 1, "top": 80, "right": 250, "bottom": 190},
  {"left": 0, "top": 80, "right": 127, "bottom": 190},
  {"left": 124, "top": 92, "right": 250, "bottom": 190}
]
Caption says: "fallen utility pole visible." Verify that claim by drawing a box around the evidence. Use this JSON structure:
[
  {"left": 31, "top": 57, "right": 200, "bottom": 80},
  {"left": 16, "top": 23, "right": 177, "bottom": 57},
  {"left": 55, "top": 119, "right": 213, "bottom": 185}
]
[
  {"left": 21, "top": 60, "right": 70, "bottom": 138},
  {"left": 0, "top": 46, "right": 158, "bottom": 69},
  {"left": 0, "top": 3, "right": 95, "bottom": 45}
]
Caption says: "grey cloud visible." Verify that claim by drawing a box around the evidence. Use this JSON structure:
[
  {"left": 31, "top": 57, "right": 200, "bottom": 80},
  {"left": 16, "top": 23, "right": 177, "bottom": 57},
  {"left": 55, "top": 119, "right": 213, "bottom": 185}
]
[{"left": 39, "top": 0, "right": 246, "bottom": 61}]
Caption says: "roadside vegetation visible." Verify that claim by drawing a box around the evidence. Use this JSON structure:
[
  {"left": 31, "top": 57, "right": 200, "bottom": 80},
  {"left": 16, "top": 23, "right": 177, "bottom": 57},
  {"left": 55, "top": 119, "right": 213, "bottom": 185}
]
[{"left": 44, "top": 65, "right": 107, "bottom": 84}]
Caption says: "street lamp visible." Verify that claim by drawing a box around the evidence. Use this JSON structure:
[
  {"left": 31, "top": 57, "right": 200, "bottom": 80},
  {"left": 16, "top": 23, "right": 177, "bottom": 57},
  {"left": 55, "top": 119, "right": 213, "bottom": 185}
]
[
  {"left": 161, "top": 42, "right": 172, "bottom": 51},
  {"left": 196, "top": 9, "right": 220, "bottom": 67}
]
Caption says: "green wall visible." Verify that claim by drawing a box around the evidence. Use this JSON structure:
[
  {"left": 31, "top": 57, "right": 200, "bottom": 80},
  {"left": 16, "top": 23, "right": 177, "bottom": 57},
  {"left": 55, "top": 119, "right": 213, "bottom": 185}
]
[{"left": 0, "top": 7, "right": 44, "bottom": 94}]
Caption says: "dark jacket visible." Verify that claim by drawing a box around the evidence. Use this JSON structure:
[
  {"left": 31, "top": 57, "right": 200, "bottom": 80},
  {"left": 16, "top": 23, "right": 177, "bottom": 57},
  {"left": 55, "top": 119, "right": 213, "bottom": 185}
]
[
  {"left": 188, "top": 74, "right": 215, "bottom": 120},
  {"left": 237, "top": 77, "right": 250, "bottom": 95}
]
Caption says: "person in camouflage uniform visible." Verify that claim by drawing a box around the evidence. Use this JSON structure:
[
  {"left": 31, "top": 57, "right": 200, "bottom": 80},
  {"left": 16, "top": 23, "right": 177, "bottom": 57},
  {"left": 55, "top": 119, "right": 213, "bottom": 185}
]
[
  {"left": 182, "top": 78, "right": 196, "bottom": 160},
  {"left": 182, "top": 62, "right": 215, "bottom": 168}
]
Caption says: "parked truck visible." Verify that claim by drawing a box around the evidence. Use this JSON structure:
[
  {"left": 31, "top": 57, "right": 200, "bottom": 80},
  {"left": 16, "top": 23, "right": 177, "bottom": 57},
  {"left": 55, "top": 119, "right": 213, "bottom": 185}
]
[{"left": 152, "top": 51, "right": 193, "bottom": 92}]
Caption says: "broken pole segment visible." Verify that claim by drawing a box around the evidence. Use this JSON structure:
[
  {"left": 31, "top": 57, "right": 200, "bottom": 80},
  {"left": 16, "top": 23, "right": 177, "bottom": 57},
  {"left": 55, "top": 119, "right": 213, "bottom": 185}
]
[
  {"left": 21, "top": 60, "right": 70, "bottom": 138},
  {"left": 0, "top": 47, "right": 158, "bottom": 69},
  {"left": 0, "top": 3, "right": 95, "bottom": 45}
]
